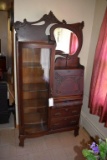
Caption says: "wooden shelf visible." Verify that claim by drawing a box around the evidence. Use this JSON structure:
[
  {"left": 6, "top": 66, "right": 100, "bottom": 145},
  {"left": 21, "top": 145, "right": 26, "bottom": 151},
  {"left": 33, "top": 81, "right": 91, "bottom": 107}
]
[
  {"left": 24, "top": 105, "right": 47, "bottom": 114},
  {"left": 24, "top": 112, "right": 47, "bottom": 125},
  {"left": 22, "top": 62, "right": 41, "bottom": 67},
  {"left": 24, "top": 123, "right": 48, "bottom": 134},
  {"left": 22, "top": 83, "right": 48, "bottom": 92},
  {"left": 22, "top": 99, "right": 48, "bottom": 108},
  {"left": 22, "top": 90, "right": 48, "bottom": 100}
]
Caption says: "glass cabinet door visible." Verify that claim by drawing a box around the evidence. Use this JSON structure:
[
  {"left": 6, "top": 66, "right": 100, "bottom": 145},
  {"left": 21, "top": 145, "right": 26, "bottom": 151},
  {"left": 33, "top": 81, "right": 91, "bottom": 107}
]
[{"left": 17, "top": 42, "right": 54, "bottom": 134}]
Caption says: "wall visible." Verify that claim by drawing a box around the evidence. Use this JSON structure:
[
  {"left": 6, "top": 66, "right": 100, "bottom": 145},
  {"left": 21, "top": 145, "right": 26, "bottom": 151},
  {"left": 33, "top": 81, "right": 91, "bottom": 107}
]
[
  {"left": 81, "top": 0, "right": 107, "bottom": 139},
  {"left": 0, "top": 11, "right": 12, "bottom": 69},
  {"left": 14, "top": 0, "right": 96, "bottom": 125},
  {"left": 0, "top": 11, "right": 8, "bottom": 65},
  {"left": 8, "top": 18, "right": 13, "bottom": 69}
]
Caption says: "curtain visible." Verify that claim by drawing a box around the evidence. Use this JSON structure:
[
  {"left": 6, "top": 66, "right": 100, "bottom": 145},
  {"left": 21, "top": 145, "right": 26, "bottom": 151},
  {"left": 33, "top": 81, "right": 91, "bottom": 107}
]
[
  {"left": 89, "top": 7, "right": 107, "bottom": 127},
  {"left": 69, "top": 33, "right": 78, "bottom": 55}
]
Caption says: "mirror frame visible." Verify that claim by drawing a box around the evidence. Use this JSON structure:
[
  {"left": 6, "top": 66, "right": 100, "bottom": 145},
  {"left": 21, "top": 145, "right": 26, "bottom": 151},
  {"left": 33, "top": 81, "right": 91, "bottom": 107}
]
[{"left": 50, "top": 21, "right": 84, "bottom": 57}]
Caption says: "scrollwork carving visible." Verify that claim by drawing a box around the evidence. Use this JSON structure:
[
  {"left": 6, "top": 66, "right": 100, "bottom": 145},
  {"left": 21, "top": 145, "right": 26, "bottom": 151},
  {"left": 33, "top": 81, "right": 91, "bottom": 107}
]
[
  {"left": 14, "top": 11, "right": 66, "bottom": 41},
  {"left": 54, "top": 70, "right": 84, "bottom": 96}
]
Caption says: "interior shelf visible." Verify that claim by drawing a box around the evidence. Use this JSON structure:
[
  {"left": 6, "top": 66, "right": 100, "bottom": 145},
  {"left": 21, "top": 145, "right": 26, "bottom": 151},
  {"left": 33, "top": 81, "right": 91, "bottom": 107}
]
[
  {"left": 24, "top": 123, "right": 48, "bottom": 134},
  {"left": 22, "top": 83, "right": 48, "bottom": 92},
  {"left": 22, "top": 90, "right": 48, "bottom": 100},
  {"left": 23, "top": 106, "right": 47, "bottom": 114},
  {"left": 24, "top": 112, "right": 47, "bottom": 125},
  {"left": 22, "top": 62, "right": 41, "bottom": 67},
  {"left": 22, "top": 99, "right": 48, "bottom": 107}
]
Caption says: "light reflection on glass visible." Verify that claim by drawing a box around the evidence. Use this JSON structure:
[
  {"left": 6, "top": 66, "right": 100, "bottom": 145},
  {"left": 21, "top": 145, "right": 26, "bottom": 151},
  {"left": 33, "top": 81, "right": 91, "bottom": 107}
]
[{"left": 54, "top": 28, "right": 78, "bottom": 55}]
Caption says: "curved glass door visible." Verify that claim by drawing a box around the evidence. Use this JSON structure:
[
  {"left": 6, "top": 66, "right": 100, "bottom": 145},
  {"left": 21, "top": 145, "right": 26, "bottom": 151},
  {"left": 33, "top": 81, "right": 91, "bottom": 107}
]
[{"left": 18, "top": 42, "right": 54, "bottom": 134}]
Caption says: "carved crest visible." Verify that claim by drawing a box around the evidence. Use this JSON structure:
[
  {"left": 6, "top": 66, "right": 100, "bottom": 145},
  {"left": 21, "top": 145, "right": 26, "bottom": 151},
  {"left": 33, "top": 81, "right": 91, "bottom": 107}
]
[{"left": 14, "top": 11, "right": 66, "bottom": 41}]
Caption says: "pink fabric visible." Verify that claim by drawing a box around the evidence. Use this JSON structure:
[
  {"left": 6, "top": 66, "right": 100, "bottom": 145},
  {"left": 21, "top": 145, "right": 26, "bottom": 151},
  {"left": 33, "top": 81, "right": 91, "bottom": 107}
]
[
  {"left": 69, "top": 33, "right": 78, "bottom": 55},
  {"left": 89, "top": 7, "right": 107, "bottom": 127}
]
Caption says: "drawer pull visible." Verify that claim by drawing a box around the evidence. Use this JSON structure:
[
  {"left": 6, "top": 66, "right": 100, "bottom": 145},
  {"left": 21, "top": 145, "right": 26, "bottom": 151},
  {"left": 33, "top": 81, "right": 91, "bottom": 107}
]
[
  {"left": 54, "top": 112, "right": 61, "bottom": 116},
  {"left": 72, "top": 110, "right": 77, "bottom": 113},
  {"left": 70, "top": 121, "right": 77, "bottom": 124}
]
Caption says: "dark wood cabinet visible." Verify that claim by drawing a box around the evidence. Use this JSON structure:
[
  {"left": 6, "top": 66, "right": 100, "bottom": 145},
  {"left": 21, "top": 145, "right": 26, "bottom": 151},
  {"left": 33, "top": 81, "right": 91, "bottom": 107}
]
[{"left": 14, "top": 11, "right": 84, "bottom": 146}]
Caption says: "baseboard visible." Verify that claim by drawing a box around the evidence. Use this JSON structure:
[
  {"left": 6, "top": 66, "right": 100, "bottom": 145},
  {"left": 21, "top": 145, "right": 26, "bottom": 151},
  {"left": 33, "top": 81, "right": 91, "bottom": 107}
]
[{"left": 81, "top": 111, "right": 105, "bottom": 139}]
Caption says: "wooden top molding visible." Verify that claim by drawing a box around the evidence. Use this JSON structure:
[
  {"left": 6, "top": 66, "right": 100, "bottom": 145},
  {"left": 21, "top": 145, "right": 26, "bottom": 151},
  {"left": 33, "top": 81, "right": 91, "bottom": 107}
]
[{"left": 14, "top": 11, "right": 66, "bottom": 42}]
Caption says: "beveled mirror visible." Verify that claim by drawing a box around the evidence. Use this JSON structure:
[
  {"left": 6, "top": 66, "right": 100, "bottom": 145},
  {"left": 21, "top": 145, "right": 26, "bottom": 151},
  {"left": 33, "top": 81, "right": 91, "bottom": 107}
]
[
  {"left": 54, "top": 28, "right": 78, "bottom": 55},
  {"left": 50, "top": 22, "right": 84, "bottom": 57}
]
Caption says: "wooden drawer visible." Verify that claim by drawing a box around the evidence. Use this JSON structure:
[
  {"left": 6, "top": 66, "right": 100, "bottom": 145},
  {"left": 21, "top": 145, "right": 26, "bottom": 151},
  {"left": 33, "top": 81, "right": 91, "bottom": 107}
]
[
  {"left": 51, "top": 105, "right": 81, "bottom": 118},
  {"left": 50, "top": 116, "right": 79, "bottom": 130}
]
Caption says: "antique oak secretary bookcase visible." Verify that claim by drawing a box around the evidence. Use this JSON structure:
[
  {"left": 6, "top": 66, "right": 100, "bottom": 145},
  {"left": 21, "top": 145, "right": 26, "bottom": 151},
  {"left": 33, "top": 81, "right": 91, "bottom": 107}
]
[{"left": 14, "top": 11, "right": 84, "bottom": 146}]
